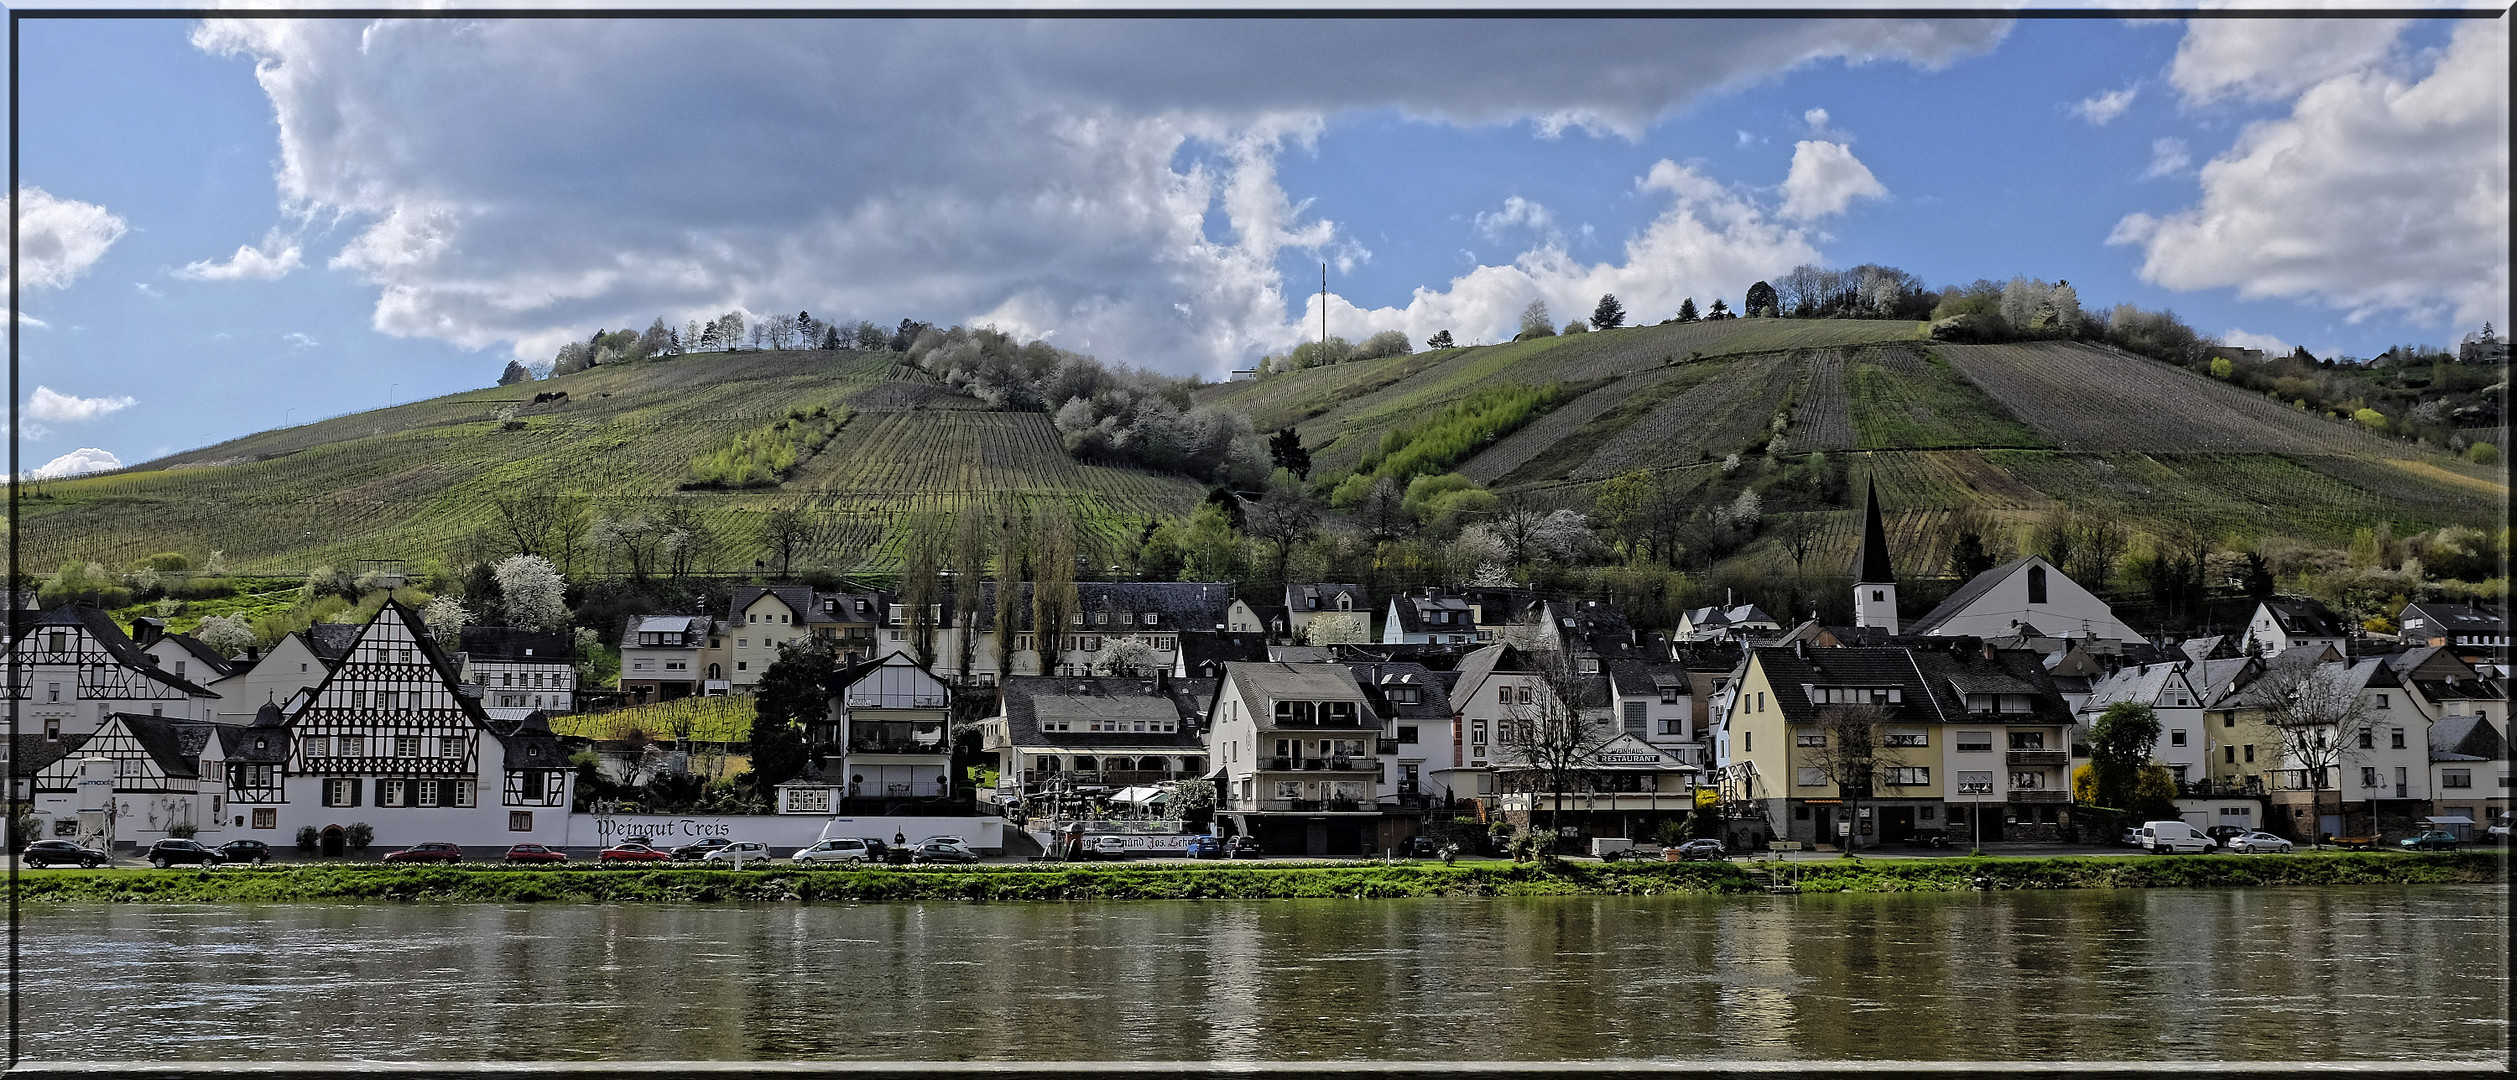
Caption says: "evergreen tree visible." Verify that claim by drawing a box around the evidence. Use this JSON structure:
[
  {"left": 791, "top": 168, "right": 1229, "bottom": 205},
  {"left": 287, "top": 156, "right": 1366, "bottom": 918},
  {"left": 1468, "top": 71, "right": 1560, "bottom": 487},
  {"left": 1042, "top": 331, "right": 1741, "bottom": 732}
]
[
  {"left": 1674, "top": 298, "right": 1699, "bottom": 323},
  {"left": 1591, "top": 294, "right": 1626, "bottom": 330},
  {"left": 1267, "top": 427, "right": 1312, "bottom": 480},
  {"left": 497, "top": 360, "right": 533, "bottom": 385},
  {"left": 1426, "top": 329, "right": 1454, "bottom": 350},
  {"left": 1745, "top": 281, "right": 1779, "bottom": 318}
]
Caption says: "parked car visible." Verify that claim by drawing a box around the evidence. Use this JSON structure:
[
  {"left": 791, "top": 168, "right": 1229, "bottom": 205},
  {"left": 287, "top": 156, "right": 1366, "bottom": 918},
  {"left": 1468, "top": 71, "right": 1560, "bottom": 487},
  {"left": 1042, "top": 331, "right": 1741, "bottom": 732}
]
[
  {"left": 1222, "top": 836, "right": 1264, "bottom": 860},
  {"left": 911, "top": 841, "right": 980, "bottom": 865},
  {"left": 1672, "top": 839, "right": 1727, "bottom": 862},
  {"left": 1087, "top": 835, "right": 1130, "bottom": 860},
  {"left": 2399, "top": 830, "right": 2461, "bottom": 851},
  {"left": 216, "top": 839, "right": 274, "bottom": 866},
  {"left": 381, "top": 842, "right": 465, "bottom": 864},
  {"left": 1400, "top": 835, "right": 1442, "bottom": 858},
  {"left": 702, "top": 841, "right": 775, "bottom": 865},
  {"left": 858, "top": 838, "right": 896, "bottom": 864},
  {"left": 670, "top": 837, "right": 735, "bottom": 861},
  {"left": 2134, "top": 821, "right": 2216, "bottom": 854},
  {"left": 2489, "top": 814, "right": 2510, "bottom": 845},
  {"left": 2205, "top": 824, "right": 2250, "bottom": 847},
  {"left": 503, "top": 843, "right": 568, "bottom": 864},
  {"left": 2224, "top": 831, "right": 2294, "bottom": 854},
  {"left": 143, "top": 838, "right": 224, "bottom": 868},
  {"left": 1181, "top": 835, "right": 1223, "bottom": 859},
  {"left": 914, "top": 835, "right": 968, "bottom": 851},
  {"left": 20, "top": 839, "right": 110, "bottom": 869},
  {"left": 795, "top": 838, "right": 878, "bottom": 865},
  {"left": 597, "top": 843, "right": 673, "bottom": 863},
  {"left": 2121, "top": 828, "right": 2141, "bottom": 847}
]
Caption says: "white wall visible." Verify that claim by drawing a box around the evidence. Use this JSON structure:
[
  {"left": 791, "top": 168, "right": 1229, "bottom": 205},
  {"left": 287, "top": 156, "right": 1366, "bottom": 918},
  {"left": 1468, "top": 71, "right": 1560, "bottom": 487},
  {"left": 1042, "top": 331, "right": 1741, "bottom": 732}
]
[{"left": 568, "top": 813, "right": 1004, "bottom": 854}]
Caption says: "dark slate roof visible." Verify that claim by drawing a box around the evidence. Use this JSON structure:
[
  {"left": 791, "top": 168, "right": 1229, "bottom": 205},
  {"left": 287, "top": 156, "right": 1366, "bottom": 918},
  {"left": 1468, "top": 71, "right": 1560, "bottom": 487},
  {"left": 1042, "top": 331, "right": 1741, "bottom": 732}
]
[
  {"left": 730, "top": 585, "right": 817, "bottom": 622},
  {"left": 1347, "top": 661, "right": 1453, "bottom": 722},
  {"left": 2428, "top": 715, "right": 2507, "bottom": 763},
  {"left": 219, "top": 722, "right": 290, "bottom": 764},
  {"left": 460, "top": 626, "right": 578, "bottom": 663},
  {"left": 160, "top": 634, "right": 238, "bottom": 678},
  {"left": 1286, "top": 583, "right": 1368, "bottom": 613},
  {"left": 109, "top": 714, "right": 204, "bottom": 781},
  {"left": 1855, "top": 477, "right": 1896, "bottom": 585},
  {"left": 1606, "top": 659, "right": 1689, "bottom": 700},
  {"left": 997, "top": 676, "right": 1208, "bottom": 749},
  {"left": 2401, "top": 601, "right": 2509, "bottom": 636},
  {"left": 1904, "top": 558, "right": 2039, "bottom": 638},
  {"left": 2261, "top": 597, "right": 2349, "bottom": 638},
  {"left": 1176, "top": 631, "right": 1269, "bottom": 678},
  {"left": 1749, "top": 641, "right": 2072, "bottom": 727},
  {"left": 7, "top": 733, "right": 89, "bottom": 778},
  {"left": 1673, "top": 641, "right": 1748, "bottom": 672},
  {"left": 927, "top": 581, "right": 1239, "bottom": 633},
  {"left": 2179, "top": 635, "right": 2235, "bottom": 663},
  {"left": 493, "top": 710, "right": 572, "bottom": 766}
]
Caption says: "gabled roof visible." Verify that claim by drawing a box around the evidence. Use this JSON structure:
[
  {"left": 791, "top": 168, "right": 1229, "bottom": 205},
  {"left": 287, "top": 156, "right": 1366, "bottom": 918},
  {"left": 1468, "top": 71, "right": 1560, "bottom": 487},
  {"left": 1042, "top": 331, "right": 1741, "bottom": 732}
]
[
  {"left": 285, "top": 600, "right": 499, "bottom": 731},
  {"left": 2259, "top": 597, "right": 2349, "bottom": 639},
  {"left": 103, "top": 714, "right": 208, "bottom": 780},
  {"left": 2180, "top": 635, "right": 2235, "bottom": 663},
  {"left": 1904, "top": 558, "right": 2038, "bottom": 638},
  {"left": 2399, "top": 601, "right": 2508, "bottom": 635},
  {"left": 2428, "top": 715, "right": 2507, "bottom": 763},
  {"left": 997, "top": 676, "right": 1205, "bottom": 749},
  {"left": 1220, "top": 661, "right": 1374, "bottom": 708},
  {"left": 1748, "top": 642, "right": 2071, "bottom": 727},
  {"left": 492, "top": 710, "right": 571, "bottom": 766},
  {"left": 25, "top": 607, "right": 221, "bottom": 697},
  {"left": 1605, "top": 659, "right": 1689, "bottom": 699},
  {"left": 158, "top": 634, "right": 238, "bottom": 678},
  {"left": 2080, "top": 662, "right": 2191, "bottom": 714},
  {"left": 1285, "top": 583, "right": 1368, "bottom": 612},
  {"left": 1176, "top": 631, "right": 1269, "bottom": 677},
  {"left": 730, "top": 585, "right": 817, "bottom": 622},
  {"left": 6, "top": 733, "right": 89, "bottom": 777},
  {"left": 303, "top": 623, "right": 365, "bottom": 662},
  {"left": 1347, "top": 661, "right": 1454, "bottom": 721}
]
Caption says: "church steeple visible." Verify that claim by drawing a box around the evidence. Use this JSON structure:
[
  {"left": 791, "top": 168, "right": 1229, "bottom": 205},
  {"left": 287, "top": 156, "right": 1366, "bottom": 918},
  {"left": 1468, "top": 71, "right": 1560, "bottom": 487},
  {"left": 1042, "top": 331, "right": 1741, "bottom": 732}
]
[{"left": 1853, "top": 478, "right": 1899, "bottom": 633}]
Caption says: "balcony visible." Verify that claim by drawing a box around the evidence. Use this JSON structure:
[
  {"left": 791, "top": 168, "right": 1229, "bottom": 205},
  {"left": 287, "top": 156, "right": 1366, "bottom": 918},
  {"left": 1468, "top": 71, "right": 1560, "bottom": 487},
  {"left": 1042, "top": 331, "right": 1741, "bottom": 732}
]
[
  {"left": 2011, "top": 790, "right": 2069, "bottom": 804},
  {"left": 1377, "top": 739, "right": 1401, "bottom": 755},
  {"left": 1263, "top": 757, "right": 1377, "bottom": 772},
  {"left": 1256, "top": 797, "right": 1373, "bottom": 813},
  {"left": 2006, "top": 750, "right": 2068, "bottom": 767}
]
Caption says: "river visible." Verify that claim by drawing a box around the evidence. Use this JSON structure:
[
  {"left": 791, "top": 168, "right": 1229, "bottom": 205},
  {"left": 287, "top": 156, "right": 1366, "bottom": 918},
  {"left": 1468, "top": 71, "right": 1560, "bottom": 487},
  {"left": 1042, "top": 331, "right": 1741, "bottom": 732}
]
[{"left": 17, "top": 885, "right": 2505, "bottom": 1063}]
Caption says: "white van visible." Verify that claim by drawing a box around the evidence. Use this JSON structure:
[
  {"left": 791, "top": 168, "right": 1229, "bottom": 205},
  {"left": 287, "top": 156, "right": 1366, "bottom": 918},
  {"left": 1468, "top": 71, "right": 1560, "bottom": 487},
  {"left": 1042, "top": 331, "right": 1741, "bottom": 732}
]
[{"left": 2134, "top": 820, "right": 2217, "bottom": 854}]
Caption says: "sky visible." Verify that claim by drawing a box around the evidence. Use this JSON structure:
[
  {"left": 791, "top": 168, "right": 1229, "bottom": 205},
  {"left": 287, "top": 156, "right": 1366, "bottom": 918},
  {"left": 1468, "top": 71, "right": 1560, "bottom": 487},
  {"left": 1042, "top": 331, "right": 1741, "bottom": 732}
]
[{"left": 8, "top": 11, "right": 2509, "bottom": 479}]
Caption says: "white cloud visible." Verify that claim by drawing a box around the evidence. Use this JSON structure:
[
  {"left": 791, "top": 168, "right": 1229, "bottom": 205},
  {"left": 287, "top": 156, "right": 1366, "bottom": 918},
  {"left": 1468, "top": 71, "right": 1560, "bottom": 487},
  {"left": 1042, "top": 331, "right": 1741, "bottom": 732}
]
[
  {"left": 1473, "top": 196, "right": 1556, "bottom": 243},
  {"left": 2143, "top": 137, "right": 2192, "bottom": 179},
  {"left": 191, "top": 17, "right": 2006, "bottom": 374},
  {"left": 2169, "top": 18, "right": 2407, "bottom": 105},
  {"left": 28, "top": 385, "right": 136, "bottom": 422},
  {"left": 24, "top": 423, "right": 51, "bottom": 441},
  {"left": 2114, "top": 20, "right": 2509, "bottom": 329},
  {"left": 1779, "top": 140, "right": 1888, "bottom": 221},
  {"left": 1295, "top": 160, "right": 1824, "bottom": 350},
  {"left": 2073, "top": 85, "right": 2138, "bottom": 124},
  {"left": 284, "top": 332, "right": 319, "bottom": 349},
  {"left": 6, "top": 188, "right": 128, "bottom": 290},
  {"left": 174, "top": 230, "right": 305, "bottom": 281},
  {"left": 26, "top": 448, "right": 123, "bottom": 481},
  {"left": 1801, "top": 107, "right": 1843, "bottom": 139},
  {"left": 2217, "top": 328, "right": 2290, "bottom": 355}
]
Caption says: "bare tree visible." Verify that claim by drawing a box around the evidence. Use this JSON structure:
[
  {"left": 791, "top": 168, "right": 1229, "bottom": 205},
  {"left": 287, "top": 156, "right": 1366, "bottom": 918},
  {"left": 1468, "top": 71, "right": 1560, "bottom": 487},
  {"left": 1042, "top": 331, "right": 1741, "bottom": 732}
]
[
  {"left": 2251, "top": 659, "right": 2380, "bottom": 839},
  {"left": 1490, "top": 493, "right": 1551, "bottom": 569},
  {"left": 950, "top": 510, "right": 988, "bottom": 684},
  {"left": 1359, "top": 476, "right": 1408, "bottom": 544},
  {"left": 1776, "top": 512, "right": 1825, "bottom": 572},
  {"left": 992, "top": 502, "right": 1026, "bottom": 680},
  {"left": 1795, "top": 703, "right": 1917, "bottom": 855},
  {"left": 900, "top": 510, "right": 945, "bottom": 668},
  {"left": 593, "top": 512, "right": 665, "bottom": 580},
  {"left": 656, "top": 502, "right": 712, "bottom": 579},
  {"left": 1032, "top": 507, "right": 1081, "bottom": 675},
  {"left": 2075, "top": 515, "right": 2132, "bottom": 590},
  {"left": 1244, "top": 486, "right": 1320, "bottom": 588},
  {"left": 1494, "top": 647, "right": 1613, "bottom": 844},
  {"left": 758, "top": 506, "right": 816, "bottom": 577}
]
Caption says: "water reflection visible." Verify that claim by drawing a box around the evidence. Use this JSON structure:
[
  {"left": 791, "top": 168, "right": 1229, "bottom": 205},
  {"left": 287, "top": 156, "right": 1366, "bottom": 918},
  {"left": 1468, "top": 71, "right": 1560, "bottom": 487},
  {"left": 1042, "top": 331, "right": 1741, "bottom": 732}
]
[{"left": 19, "top": 885, "right": 2505, "bottom": 1062}]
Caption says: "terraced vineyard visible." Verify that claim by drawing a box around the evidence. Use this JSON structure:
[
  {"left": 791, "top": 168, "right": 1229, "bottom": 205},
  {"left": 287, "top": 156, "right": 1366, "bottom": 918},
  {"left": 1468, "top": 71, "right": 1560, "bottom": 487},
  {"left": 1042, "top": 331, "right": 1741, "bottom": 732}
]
[
  {"left": 21, "top": 349, "right": 1204, "bottom": 574},
  {"left": 1934, "top": 341, "right": 2410, "bottom": 456}
]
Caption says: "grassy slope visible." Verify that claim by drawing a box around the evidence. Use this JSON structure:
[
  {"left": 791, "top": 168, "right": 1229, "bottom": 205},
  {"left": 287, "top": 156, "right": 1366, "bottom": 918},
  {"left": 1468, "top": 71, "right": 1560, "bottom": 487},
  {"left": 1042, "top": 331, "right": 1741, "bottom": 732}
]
[{"left": 22, "top": 350, "right": 1207, "bottom": 574}]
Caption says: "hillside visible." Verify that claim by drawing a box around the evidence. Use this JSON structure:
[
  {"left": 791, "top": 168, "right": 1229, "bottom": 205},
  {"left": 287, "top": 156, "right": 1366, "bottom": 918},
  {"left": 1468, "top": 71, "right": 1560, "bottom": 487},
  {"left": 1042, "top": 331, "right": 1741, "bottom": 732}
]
[
  {"left": 1197, "top": 320, "right": 2506, "bottom": 580},
  {"left": 20, "top": 319, "right": 2502, "bottom": 582},
  {"left": 21, "top": 350, "right": 1207, "bottom": 575}
]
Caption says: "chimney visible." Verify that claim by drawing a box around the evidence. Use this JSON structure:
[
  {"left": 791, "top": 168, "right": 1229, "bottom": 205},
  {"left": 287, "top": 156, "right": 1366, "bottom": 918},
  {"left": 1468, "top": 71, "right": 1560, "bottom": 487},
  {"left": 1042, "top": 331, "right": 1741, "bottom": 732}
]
[{"left": 1982, "top": 641, "right": 1997, "bottom": 662}]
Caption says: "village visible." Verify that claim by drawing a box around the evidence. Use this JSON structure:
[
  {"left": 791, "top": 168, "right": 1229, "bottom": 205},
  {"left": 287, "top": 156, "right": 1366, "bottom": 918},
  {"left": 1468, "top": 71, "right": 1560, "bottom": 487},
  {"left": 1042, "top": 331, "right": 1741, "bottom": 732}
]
[{"left": 11, "top": 486, "right": 2506, "bottom": 869}]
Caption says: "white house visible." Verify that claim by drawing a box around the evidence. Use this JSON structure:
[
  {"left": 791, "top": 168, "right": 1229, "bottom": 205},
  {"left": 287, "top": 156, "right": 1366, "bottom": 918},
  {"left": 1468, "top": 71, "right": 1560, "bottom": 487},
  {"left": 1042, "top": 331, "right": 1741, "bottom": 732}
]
[
  {"left": 459, "top": 626, "right": 579, "bottom": 720},
  {"left": 28, "top": 712, "right": 232, "bottom": 846},
  {"left": 2245, "top": 598, "right": 2351, "bottom": 659},
  {"left": 789, "top": 651, "right": 954, "bottom": 813},
  {"left": 1903, "top": 556, "right": 2142, "bottom": 644},
  {"left": 2078, "top": 661, "right": 2209, "bottom": 785},
  {"left": 1206, "top": 662, "right": 1389, "bottom": 856},
  {"left": 1283, "top": 583, "right": 1370, "bottom": 641},
  {"left": 8, "top": 606, "right": 222, "bottom": 742}
]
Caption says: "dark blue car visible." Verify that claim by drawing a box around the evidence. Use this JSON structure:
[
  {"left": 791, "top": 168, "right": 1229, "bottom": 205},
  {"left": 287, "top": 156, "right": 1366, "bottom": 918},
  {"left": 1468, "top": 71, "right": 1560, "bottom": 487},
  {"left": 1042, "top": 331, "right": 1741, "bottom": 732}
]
[{"left": 1181, "top": 835, "right": 1222, "bottom": 859}]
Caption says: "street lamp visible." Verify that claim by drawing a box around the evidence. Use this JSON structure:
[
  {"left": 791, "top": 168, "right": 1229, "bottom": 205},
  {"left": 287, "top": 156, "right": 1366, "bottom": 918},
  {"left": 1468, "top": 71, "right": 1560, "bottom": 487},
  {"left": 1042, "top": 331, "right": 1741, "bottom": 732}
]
[{"left": 1959, "top": 780, "right": 1993, "bottom": 854}]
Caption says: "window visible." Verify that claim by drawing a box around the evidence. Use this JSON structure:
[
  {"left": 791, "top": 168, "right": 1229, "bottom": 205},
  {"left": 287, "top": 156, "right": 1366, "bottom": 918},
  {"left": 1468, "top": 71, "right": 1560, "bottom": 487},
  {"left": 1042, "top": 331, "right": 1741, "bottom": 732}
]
[
  {"left": 323, "top": 778, "right": 361, "bottom": 807},
  {"left": 1397, "top": 726, "right": 1418, "bottom": 744},
  {"left": 2375, "top": 694, "right": 2389, "bottom": 709},
  {"left": 1660, "top": 717, "right": 1683, "bottom": 735},
  {"left": 737, "top": 662, "right": 748, "bottom": 672},
  {"left": 1885, "top": 767, "right": 1930, "bottom": 786},
  {"left": 1793, "top": 805, "right": 1810, "bottom": 820},
  {"left": 2008, "top": 771, "right": 2044, "bottom": 789},
  {"left": 1760, "top": 692, "right": 1770, "bottom": 711},
  {"left": 396, "top": 736, "right": 421, "bottom": 758},
  {"left": 1274, "top": 781, "right": 1301, "bottom": 801},
  {"left": 1660, "top": 688, "right": 1679, "bottom": 704},
  {"left": 2390, "top": 728, "right": 2406, "bottom": 749},
  {"left": 1796, "top": 732, "right": 1826, "bottom": 747},
  {"left": 417, "top": 780, "right": 441, "bottom": 808},
  {"left": 1957, "top": 732, "right": 1993, "bottom": 753},
  {"left": 380, "top": 781, "right": 407, "bottom": 808},
  {"left": 510, "top": 811, "right": 534, "bottom": 832},
  {"left": 1920, "top": 806, "right": 1936, "bottom": 821},
  {"left": 46, "top": 682, "right": 59, "bottom": 703},
  {"left": 2224, "top": 713, "right": 2235, "bottom": 728},
  {"left": 43, "top": 719, "right": 60, "bottom": 742},
  {"left": 1871, "top": 590, "right": 1884, "bottom": 602},
  {"left": 1470, "top": 720, "right": 1488, "bottom": 748},
  {"left": 2360, "top": 766, "right": 2380, "bottom": 789},
  {"left": 1623, "top": 702, "right": 1646, "bottom": 734},
  {"left": 252, "top": 808, "right": 277, "bottom": 830},
  {"left": 2440, "top": 769, "right": 2471, "bottom": 788},
  {"left": 1883, "top": 730, "right": 1928, "bottom": 748},
  {"left": 2027, "top": 565, "right": 2047, "bottom": 604},
  {"left": 2170, "top": 730, "right": 2187, "bottom": 747},
  {"left": 738, "top": 638, "right": 749, "bottom": 648},
  {"left": 2006, "top": 731, "right": 2045, "bottom": 751},
  {"left": 1796, "top": 767, "right": 1826, "bottom": 787},
  {"left": 2224, "top": 746, "right": 2237, "bottom": 764},
  {"left": 1745, "top": 732, "right": 1753, "bottom": 752},
  {"left": 304, "top": 735, "right": 330, "bottom": 757},
  {"left": 1518, "top": 686, "right": 1533, "bottom": 705},
  {"left": 2244, "top": 745, "right": 2255, "bottom": 763},
  {"left": 786, "top": 787, "right": 831, "bottom": 813},
  {"left": 2358, "top": 730, "right": 2375, "bottom": 749}
]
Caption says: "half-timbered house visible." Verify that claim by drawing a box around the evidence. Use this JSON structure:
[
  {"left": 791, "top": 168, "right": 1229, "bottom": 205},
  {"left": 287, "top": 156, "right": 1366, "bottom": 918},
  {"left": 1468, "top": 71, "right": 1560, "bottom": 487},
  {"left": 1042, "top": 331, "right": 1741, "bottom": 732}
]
[
  {"left": 8, "top": 607, "right": 221, "bottom": 741},
  {"left": 270, "top": 601, "right": 572, "bottom": 848},
  {"left": 30, "top": 712, "right": 233, "bottom": 844}
]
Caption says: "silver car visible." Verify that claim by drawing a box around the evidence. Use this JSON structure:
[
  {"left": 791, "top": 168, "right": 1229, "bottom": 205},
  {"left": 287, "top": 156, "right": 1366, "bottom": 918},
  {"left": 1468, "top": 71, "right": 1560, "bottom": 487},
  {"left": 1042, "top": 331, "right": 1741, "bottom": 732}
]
[
  {"left": 2224, "top": 831, "right": 2294, "bottom": 854},
  {"left": 700, "top": 841, "right": 775, "bottom": 865},
  {"left": 794, "top": 838, "right": 877, "bottom": 865}
]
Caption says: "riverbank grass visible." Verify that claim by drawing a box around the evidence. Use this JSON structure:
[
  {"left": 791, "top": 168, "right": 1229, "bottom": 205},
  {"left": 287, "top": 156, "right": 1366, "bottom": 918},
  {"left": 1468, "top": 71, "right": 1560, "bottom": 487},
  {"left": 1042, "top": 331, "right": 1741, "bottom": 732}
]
[{"left": 13, "top": 850, "right": 2503, "bottom": 905}]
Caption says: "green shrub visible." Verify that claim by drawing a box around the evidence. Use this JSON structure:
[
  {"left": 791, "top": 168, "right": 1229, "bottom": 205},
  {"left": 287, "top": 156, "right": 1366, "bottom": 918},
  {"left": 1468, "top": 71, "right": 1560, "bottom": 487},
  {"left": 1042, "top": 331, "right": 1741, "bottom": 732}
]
[
  {"left": 2467, "top": 442, "right": 2500, "bottom": 466},
  {"left": 688, "top": 405, "right": 850, "bottom": 488},
  {"left": 345, "top": 822, "right": 374, "bottom": 851},
  {"left": 295, "top": 826, "right": 320, "bottom": 853}
]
